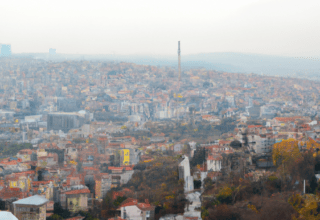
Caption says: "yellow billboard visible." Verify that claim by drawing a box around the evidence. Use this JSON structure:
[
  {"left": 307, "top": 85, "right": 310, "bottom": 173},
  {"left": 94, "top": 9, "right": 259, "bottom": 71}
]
[{"left": 123, "top": 149, "right": 130, "bottom": 165}]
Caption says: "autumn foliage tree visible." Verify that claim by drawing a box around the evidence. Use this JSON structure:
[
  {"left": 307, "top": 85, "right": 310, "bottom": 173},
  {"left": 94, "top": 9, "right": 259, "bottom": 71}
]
[
  {"left": 288, "top": 193, "right": 320, "bottom": 219},
  {"left": 101, "top": 156, "right": 186, "bottom": 220},
  {"left": 272, "top": 139, "right": 302, "bottom": 167}
]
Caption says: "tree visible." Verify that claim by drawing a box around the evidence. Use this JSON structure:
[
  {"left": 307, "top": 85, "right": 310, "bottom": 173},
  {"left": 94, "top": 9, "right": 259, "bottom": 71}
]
[
  {"left": 288, "top": 151, "right": 315, "bottom": 184},
  {"left": 182, "top": 144, "right": 191, "bottom": 156},
  {"left": 194, "top": 180, "right": 202, "bottom": 189},
  {"left": 230, "top": 140, "right": 242, "bottom": 149},
  {"left": 207, "top": 204, "right": 241, "bottom": 220},
  {"left": 309, "top": 176, "right": 318, "bottom": 194},
  {"left": 191, "top": 147, "right": 206, "bottom": 167},
  {"left": 203, "top": 177, "right": 213, "bottom": 189},
  {"left": 215, "top": 186, "right": 233, "bottom": 205},
  {"left": 289, "top": 193, "right": 320, "bottom": 219},
  {"left": 48, "top": 214, "right": 63, "bottom": 220},
  {"left": 272, "top": 139, "right": 302, "bottom": 167},
  {"left": 260, "top": 198, "right": 297, "bottom": 220},
  {"left": 52, "top": 202, "right": 71, "bottom": 219}
]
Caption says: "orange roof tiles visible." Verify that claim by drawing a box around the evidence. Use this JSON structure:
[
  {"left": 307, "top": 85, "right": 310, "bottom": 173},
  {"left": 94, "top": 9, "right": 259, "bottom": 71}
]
[
  {"left": 219, "top": 140, "right": 231, "bottom": 145},
  {"left": 136, "top": 203, "right": 153, "bottom": 211},
  {"left": 0, "top": 160, "right": 18, "bottom": 165},
  {"left": 274, "top": 116, "right": 301, "bottom": 122},
  {"left": 108, "top": 217, "right": 125, "bottom": 220},
  {"left": 207, "top": 155, "right": 222, "bottom": 161},
  {"left": 32, "top": 180, "right": 53, "bottom": 186},
  {"left": 108, "top": 167, "right": 124, "bottom": 171},
  {"left": 248, "top": 125, "right": 263, "bottom": 128},
  {"left": 18, "top": 149, "right": 33, "bottom": 154},
  {"left": 65, "top": 188, "right": 91, "bottom": 195},
  {"left": 124, "top": 166, "right": 133, "bottom": 171},
  {"left": 0, "top": 186, "right": 28, "bottom": 200},
  {"left": 119, "top": 198, "right": 138, "bottom": 207}
]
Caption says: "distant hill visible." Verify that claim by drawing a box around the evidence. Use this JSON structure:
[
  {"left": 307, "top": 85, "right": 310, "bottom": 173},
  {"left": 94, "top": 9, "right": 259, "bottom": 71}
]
[{"left": 11, "top": 52, "right": 320, "bottom": 80}]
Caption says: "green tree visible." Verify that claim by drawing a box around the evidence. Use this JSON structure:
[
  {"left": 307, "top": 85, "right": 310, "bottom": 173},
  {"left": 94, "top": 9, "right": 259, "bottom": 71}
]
[
  {"left": 113, "top": 196, "right": 127, "bottom": 207},
  {"left": 191, "top": 146, "right": 206, "bottom": 167},
  {"left": 49, "top": 214, "right": 63, "bottom": 220}
]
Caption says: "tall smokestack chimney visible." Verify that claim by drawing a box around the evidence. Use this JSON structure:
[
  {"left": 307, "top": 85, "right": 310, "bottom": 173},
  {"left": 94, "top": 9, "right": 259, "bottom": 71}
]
[{"left": 178, "top": 41, "right": 181, "bottom": 83}]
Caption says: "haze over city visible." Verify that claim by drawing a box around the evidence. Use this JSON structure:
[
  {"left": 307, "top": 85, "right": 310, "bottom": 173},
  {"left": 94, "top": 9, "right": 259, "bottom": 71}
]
[
  {"left": 1, "top": 0, "right": 320, "bottom": 57},
  {"left": 2, "top": 1, "right": 320, "bottom": 220}
]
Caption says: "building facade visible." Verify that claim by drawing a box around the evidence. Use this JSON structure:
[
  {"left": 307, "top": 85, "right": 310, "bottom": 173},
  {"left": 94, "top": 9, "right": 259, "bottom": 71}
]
[{"left": 13, "top": 195, "right": 48, "bottom": 220}]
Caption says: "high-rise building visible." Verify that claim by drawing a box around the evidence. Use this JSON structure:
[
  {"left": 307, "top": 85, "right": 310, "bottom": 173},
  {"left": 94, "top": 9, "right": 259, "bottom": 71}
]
[
  {"left": 178, "top": 156, "right": 194, "bottom": 192},
  {"left": 0, "top": 44, "right": 11, "bottom": 56},
  {"left": 47, "top": 112, "right": 85, "bottom": 132}
]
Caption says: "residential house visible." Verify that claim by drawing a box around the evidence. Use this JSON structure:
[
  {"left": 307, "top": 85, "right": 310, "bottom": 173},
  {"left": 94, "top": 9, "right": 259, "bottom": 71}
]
[
  {"left": 108, "top": 166, "right": 135, "bottom": 186},
  {"left": 119, "top": 198, "right": 155, "bottom": 220},
  {"left": 62, "top": 188, "right": 92, "bottom": 213},
  {"left": 32, "top": 180, "right": 55, "bottom": 201},
  {"left": 16, "top": 149, "right": 34, "bottom": 162},
  {"left": 207, "top": 154, "right": 222, "bottom": 172},
  {"left": 37, "top": 154, "right": 57, "bottom": 167},
  {"left": 6, "top": 171, "right": 34, "bottom": 192},
  {"left": 159, "top": 214, "right": 184, "bottom": 220}
]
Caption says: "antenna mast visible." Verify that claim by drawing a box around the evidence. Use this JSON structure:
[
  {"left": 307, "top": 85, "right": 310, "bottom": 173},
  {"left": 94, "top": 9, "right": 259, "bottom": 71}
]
[{"left": 178, "top": 41, "right": 181, "bottom": 84}]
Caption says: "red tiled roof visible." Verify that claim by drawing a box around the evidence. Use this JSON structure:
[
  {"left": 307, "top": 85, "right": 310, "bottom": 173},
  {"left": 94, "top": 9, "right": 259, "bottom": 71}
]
[
  {"left": 119, "top": 198, "right": 138, "bottom": 207},
  {"left": 0, "top": 160, "right": 18, "bottom": 165},
  {"left": 10, "top": 187, "right": 20, "bottom": 191},
  {"left": 0, "top": 186, "right": 28, "bottom": 200},
  {"left": 219, "top": 140, "right": 231, "bottom": 145},
  {"left": 108, "top": 167, "right": 124, "bottom": 171},
  {"left": 108, "top": 217, "right": 125, "bottom": 220},
  {"left": 124, "top": 166, "right": 133, "bottom": 171},
  {"left": 32, "top": 180, "right": 53, "bottom": 186},
  {"left": 18, "top": 170, "right": 36, "bottom": 175},
  {"left": 119, "top": 198, "right": 154, "bottom": 211},
  {"left": 274, "top": 116, "right": 301, "bottom": 122},
  {"left": 207, "top": 155, "right": 222, "bottom": 161},
  {"left": 136, "top": 203, "right": 153, "bottom": 211},
  {"left": 18, "top": 149, "right": 33, "bottom": 154},
  {"left": 248, "top": 125, "right": 263, "bottom": 128},
  {"left": 205, "top": 145, "right": 220, "bottom": 150},
  {"left": 65, "top": 188, "right": 91, "bottom": 195}
]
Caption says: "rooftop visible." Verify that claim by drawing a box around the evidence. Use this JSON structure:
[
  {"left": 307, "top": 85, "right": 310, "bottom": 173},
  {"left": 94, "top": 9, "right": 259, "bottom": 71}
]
[
  {"left": 13, "top": 195, "right": 49, "bottom": 206},
  {"left": 0, "top": 211, "right": 18, "bottom": 220}
]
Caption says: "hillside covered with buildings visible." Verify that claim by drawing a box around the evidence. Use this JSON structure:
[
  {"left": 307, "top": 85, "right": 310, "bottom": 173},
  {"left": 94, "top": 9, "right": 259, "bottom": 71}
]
[{"left": 1, "top": 57, "right": 320, "bottom": 219}]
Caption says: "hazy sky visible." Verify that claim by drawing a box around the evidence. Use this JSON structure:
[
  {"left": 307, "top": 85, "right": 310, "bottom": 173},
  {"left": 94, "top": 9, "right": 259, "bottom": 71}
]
[{"left": 1, "top": 0, "right": 320, "bottom": 56}]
